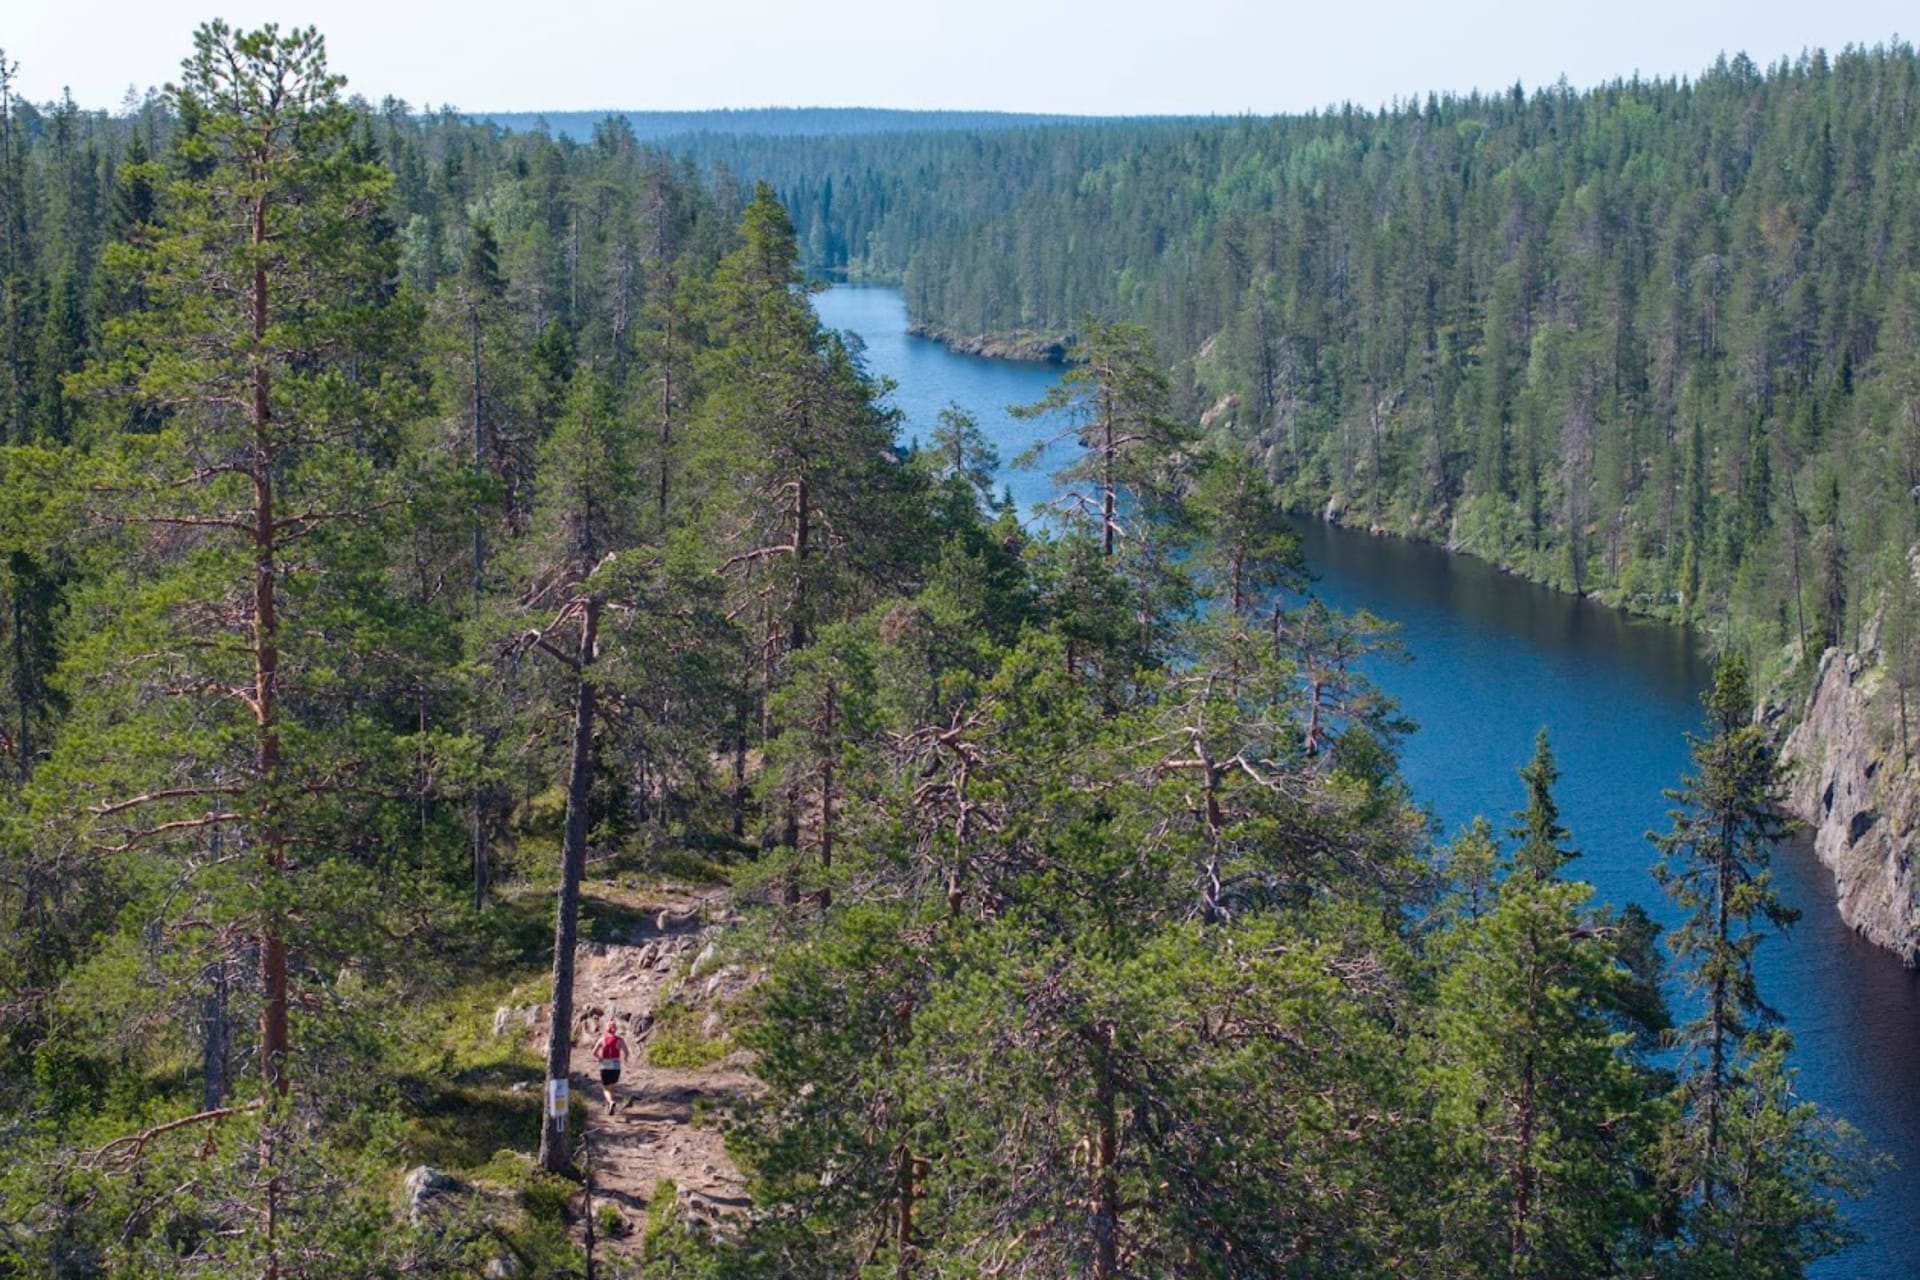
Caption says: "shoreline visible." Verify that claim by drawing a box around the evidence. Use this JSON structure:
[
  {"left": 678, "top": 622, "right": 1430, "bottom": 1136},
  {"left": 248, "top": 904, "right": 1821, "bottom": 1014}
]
[{"left": 905, "top": 322, "right": 1067, "bottom": 364}]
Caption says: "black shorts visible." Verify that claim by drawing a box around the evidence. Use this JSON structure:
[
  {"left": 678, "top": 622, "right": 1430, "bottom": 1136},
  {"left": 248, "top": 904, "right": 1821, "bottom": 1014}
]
[{"left": 599, "top": 1067, "right": 621, "bottom": 1086}]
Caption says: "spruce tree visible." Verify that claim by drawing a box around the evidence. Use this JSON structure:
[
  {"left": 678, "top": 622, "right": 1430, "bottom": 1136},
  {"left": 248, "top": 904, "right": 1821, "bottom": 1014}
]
[
  {"left": 1652, "top": 656, "right": 1796, "bottom": 1190},
  {"left": 1651, "top": 653, "right": 1868, "bottom": 1274},
  {"left": 1430, "top": 735, "right": 1660, "bottom": 1278},
  {"left": 1509, "top": 727, "right": 1575, "bottom": 876}
]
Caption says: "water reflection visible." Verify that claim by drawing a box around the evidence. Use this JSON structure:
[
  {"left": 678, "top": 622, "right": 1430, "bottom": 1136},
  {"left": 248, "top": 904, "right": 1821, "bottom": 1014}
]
[{"left": 1288, "top": 518, "right": 1709, "bottom": 705}]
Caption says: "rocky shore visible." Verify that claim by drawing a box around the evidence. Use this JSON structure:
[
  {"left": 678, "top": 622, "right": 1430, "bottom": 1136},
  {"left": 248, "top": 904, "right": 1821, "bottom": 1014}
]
[
  {"left": 906, "top": 323, "right": 1066, "bottom": 363},
  {"left": 1780, "top": 637, "right": 1920, "bottom": 965}
]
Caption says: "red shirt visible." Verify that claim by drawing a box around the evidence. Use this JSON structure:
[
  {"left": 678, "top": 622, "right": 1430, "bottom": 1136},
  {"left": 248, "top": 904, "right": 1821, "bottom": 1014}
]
[{"left": 596, "top": 1033, "right": 626, "bottom": 1062}]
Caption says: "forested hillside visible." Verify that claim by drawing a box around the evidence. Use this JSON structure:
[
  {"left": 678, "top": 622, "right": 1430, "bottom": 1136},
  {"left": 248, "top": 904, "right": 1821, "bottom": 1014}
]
[
  {"left": 703, "top": 44, "right": 1920, "bottom": 685},
  {"left": 0, "top": 24, "right": 1875, "bottom": 1279}
]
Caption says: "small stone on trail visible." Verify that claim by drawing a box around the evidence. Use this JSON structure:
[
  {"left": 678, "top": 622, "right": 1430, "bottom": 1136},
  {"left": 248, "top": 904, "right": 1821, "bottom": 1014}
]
[
  {"left": 690, "top": 940, "right": 718, "bottom": 976},
  {"left": 703, "top": 964, "right": 746, "bottom": 1001}
]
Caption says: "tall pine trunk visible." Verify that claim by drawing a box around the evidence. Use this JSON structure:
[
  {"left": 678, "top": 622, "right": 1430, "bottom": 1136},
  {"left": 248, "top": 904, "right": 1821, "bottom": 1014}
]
[
  {"left": 0, "top": 64, "right": 21, "bottom": 445},
  {"left": 470, "top": 305, "right": 489, "bottom": 910},
  {"left": 1091, "top": 1022, "right": 1120, "bottom": 1280},
  {"left": 791, "top": 473, "right": 810, "bottom": 650},
  {"left": 540, "top": 600, "right": 599, "bottom": 1174},
  {"left": 250, "top": 196, "right": 289, "bottom": 1099},
  {"left": 818, "top": 678, "right": 835, "bottom": 869},
  {"left": 200, "top": 953, "right": 230, "bottom": 1111},
  {"left": 249, "top": 189, "right": 291, "bottom": 1280},
  {"left": 1101, "top": 402, "right": 1117, "bottom": 558},
  {"left": 658, "top": 307, "right": 673, "bottom": 524},
  {"left": 471, "top": 304, "right": 485, "bottom": 604}
]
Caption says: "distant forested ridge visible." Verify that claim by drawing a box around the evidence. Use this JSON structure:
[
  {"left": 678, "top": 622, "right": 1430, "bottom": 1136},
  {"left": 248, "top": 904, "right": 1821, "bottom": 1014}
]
[
  {"left": 707, "top": 44, "right": 1920, "bottom": 681},
  {"left": 477, "top": 106, "right": 1149, "bottom": 144}
]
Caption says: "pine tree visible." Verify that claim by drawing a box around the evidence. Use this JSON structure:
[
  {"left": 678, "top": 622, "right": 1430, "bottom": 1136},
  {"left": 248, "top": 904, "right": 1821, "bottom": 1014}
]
[
  {"left": 1186, "top": 451, "right": 1303, "bottom": 615},
  {"left": 517, "top": 368, "right": 640, "bottom": 1173},
  {"left": 0, "top": 50, "right": 32, "bottom": 446},
  {"left": 54, "top": 22, "right": 428, "bottom": 1275},
  {"left": 1272, "top": 598, "right": 1406, "bottom": 758},
  {"left": 71, "top": 13, "right": 415, "bottom": 1092},
  {"left": 926, "top": 401, "right": 999, "bottom": 502},
  {"left": 764, "top": 619, "right": 878, "bottom": 884},
  {"left": 1014, "top": 317, "right": 1190, "bottom": 556},
  {"left": 696, "top": 184, "right": 911, "bottom": 842}
]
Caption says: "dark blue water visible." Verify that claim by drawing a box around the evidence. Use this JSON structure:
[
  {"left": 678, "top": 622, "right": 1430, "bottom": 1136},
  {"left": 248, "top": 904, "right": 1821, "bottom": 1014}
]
[
  {"left": 820, "top": 285, "right": 1069, "bottom": 521},
  {"left": 817, "top": 283, "right": 1920, "bottom": 1278}
]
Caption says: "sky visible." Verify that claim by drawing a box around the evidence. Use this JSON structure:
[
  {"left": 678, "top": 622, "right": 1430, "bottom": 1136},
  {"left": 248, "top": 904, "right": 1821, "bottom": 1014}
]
[{"left": 5, "top": 0, "right": 1912, "bottom": 116}]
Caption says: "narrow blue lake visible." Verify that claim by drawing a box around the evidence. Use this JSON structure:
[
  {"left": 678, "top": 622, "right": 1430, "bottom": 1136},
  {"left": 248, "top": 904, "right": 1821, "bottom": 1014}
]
[{"left": 816, "top": 282, "right": 1920, "bottom": 1277}]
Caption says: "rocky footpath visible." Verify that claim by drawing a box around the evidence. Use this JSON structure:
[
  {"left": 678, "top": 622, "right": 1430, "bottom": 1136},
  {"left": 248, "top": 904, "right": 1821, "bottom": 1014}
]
[
  {"left": 1780, "top": 641, "right": 1920, "bottom": 964},
  {"left": 537, "top": 884, "right": 759, "bottom": 1256}
]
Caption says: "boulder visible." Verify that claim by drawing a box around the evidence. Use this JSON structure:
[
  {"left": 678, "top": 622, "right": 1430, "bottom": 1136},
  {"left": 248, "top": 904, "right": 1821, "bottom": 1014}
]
[
  {"left": 490, "top": 1004, "right": 537, "bottom": 1037},
  {"left": 403, "top": 1166, "right": 461, "bottom": 1226}
]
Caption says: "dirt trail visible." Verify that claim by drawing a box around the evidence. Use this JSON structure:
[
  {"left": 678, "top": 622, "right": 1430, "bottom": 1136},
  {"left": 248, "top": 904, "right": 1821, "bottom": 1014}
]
[{"left": 551, "top": 882, "right": 758, "bottom": 1253}]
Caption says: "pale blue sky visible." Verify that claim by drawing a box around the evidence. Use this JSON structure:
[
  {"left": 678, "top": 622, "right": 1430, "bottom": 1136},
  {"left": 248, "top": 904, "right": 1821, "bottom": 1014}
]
[{"left": 6, "top": 0, "right": 1912, "bottom": 116}]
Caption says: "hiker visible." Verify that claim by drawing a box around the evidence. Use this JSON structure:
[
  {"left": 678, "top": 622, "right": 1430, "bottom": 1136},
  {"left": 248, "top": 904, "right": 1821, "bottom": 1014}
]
[{"left": 595, "top": 1020, "right": 627, "bottom": 1113}]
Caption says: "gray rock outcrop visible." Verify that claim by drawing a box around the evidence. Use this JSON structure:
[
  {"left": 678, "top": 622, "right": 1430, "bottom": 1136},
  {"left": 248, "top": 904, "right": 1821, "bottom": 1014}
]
[
  {"left": 1781, "top": 644, "right": 1920, "bottom": 965},
  {"left": 403, "top": 1165, "right": 462, "bottom": 1226}
]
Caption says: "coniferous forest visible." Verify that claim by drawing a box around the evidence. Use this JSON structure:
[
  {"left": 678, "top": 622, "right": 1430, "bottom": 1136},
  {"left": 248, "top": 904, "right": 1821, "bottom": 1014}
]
[
  {"left": 0, "top": 22, "right": 1887, "bottom": 1280},
  {"left": 692, "top": 44, "right": 1920, "bottom": 689}
]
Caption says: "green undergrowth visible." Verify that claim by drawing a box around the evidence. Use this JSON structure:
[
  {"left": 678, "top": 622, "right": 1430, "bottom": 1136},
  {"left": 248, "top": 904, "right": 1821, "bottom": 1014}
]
[
  {"left": 644, "top": 1001, "right": 732, "bottom": 1070},
  {"left": 440, "top": 1154, "right": 584, "bottom": 1275},
  {"left": 631, "top": 843, "right": 735, "bottom": 886},
  {"left": 633, "top": 1178, "right": 729, "bottom": 1277},
  {"left": 597, "top": 829, "right": 740, "bottom": 888}
]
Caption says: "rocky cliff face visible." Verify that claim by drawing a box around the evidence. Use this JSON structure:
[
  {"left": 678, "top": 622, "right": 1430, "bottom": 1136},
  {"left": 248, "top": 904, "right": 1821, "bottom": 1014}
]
[{"left": 1780, "top": 642, "right": 1920, "bottom": 965}]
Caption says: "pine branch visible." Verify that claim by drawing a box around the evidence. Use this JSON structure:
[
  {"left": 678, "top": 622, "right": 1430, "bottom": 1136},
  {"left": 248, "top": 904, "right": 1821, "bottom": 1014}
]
[
  {"left": 88, "top": 1102, "right": 262, "bottom": 1171},
  {"left": 90, "top": 785, "right": 248, "bottom": 817}
]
